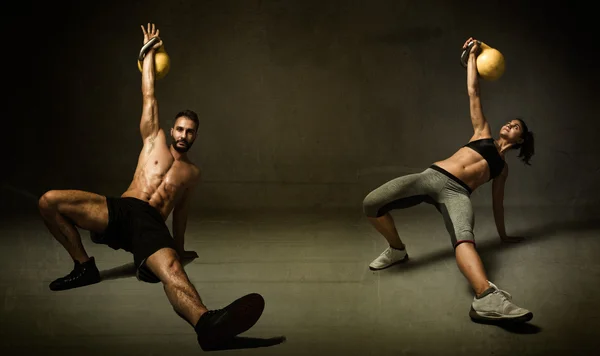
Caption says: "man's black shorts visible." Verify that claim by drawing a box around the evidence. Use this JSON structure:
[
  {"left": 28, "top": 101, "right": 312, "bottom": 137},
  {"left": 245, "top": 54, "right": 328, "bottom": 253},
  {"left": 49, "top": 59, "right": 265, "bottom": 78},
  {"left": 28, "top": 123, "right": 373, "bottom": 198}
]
[{"left": 91, "top": 196, "right": 176, "bottom": 283}]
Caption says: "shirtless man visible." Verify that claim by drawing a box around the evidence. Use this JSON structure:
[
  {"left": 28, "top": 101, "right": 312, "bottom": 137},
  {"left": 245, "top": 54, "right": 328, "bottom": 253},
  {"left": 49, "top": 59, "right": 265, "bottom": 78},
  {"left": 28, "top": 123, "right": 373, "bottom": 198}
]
[
  {"left": 38, "top": 23, "right": 265, "bottom": 350},
  {"left": 362, "top": 38, "right": 535, "bottom": 323}
]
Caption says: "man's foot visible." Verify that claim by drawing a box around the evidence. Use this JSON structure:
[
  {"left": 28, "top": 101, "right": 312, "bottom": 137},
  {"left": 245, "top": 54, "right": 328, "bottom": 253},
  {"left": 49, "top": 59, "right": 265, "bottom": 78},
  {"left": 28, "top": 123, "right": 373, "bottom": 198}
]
[
  {"left": 470, "top": 281, "right": 533, "bottom": 323},
  {"left": 49, "top": 257, "right": 101, "bottom": 291},
  {"left": 195, "top": 293, "right": 265, "bottom": 351},
  {"left": 369, "top": 246, "right": 408, "bottom": 270}
]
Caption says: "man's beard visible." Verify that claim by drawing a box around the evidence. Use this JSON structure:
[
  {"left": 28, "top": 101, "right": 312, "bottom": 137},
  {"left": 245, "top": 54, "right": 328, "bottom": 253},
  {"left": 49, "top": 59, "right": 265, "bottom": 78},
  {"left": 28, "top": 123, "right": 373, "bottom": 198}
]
[{"left": 172, "top": 138, "right": 191, "bottom": 153}]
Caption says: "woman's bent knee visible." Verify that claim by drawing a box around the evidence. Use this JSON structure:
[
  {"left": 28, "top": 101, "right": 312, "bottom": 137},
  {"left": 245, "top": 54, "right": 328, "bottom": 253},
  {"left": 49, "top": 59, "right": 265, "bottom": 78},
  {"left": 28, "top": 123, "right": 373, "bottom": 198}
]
[{"left": 362, "top": 192, "right": 381, "bottom": 217}]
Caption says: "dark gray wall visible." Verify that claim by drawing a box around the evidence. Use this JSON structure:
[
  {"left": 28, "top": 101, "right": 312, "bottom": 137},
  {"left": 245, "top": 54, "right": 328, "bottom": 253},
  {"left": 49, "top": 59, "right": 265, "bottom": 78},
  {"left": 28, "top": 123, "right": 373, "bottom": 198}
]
[{"left": 3, "top": 0, "right": 598, "bottom": 212}]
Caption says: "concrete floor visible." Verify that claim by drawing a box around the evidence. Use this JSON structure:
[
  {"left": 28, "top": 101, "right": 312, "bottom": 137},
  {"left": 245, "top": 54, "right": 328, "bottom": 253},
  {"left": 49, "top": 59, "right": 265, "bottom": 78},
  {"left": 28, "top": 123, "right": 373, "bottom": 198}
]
[{"left": 1, "top": 205, "right": 599, "bottom": 355}]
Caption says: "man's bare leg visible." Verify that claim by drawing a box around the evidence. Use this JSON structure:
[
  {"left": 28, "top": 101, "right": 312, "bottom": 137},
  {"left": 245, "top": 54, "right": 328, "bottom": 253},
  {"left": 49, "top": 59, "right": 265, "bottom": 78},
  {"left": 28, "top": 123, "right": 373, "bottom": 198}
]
[
  {"left": 145, "top": 248, "right": 208, "bottom": 326},
  {"left": 455, "top": 242, "right": 490, "bottom": 296},
  {"left": 38, "top": 189, "right": 108, "bottom": 290},
  {"left": 145, "top": 248, "right": 265, "bottom": 350},
  {"left": 367, "top": 213, "right": 405, "bottom": 250},
  {"left": 38, "top": 189, "right": 109, "bottom": 262}
]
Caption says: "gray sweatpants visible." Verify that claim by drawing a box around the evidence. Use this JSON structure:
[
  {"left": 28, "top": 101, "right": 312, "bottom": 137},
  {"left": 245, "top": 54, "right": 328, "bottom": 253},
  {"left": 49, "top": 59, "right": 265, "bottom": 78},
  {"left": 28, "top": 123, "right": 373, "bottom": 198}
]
[{"left": 362, "top": 165, "right": 475, "bottom": 248}]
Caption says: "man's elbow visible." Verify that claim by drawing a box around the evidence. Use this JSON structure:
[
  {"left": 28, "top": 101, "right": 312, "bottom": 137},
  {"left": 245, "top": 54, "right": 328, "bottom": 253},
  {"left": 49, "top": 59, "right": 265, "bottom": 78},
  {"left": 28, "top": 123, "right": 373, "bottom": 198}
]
[
  {"left": 470, "top": 113, "right": 484, "bottom": 124},
  {"left": 142, "top": 92, "right": 156, "bottom": 102}
]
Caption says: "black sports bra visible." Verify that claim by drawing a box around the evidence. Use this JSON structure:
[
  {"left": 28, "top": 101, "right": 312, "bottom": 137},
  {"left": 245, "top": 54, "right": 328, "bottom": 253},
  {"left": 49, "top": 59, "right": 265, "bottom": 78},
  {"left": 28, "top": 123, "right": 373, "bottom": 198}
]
[{"left": 463, "top": 138, "right": 505, "bottom": 180}]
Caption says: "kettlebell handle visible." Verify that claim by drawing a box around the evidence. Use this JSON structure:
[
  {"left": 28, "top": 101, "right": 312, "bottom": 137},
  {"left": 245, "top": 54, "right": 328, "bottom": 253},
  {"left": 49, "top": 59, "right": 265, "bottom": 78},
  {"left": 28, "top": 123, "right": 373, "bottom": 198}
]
[
  {"left": 138, "top": 37, "right": 161, "bottom": 62},
  {"left": 460, "top": 40, "right": 481, "bottom": 68}
]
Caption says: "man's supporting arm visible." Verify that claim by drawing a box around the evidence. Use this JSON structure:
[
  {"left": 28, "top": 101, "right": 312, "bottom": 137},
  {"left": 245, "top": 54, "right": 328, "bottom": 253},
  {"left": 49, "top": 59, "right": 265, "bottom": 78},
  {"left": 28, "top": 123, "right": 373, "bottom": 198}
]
[{"left": 173, "top": 189, "right": 191, "bottom": 253}]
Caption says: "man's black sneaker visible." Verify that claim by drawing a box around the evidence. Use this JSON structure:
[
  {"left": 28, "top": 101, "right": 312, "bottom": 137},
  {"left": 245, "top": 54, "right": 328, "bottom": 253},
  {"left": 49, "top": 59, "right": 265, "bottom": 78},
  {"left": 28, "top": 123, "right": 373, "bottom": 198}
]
[
  {"left": 49, "top": 257, "right": 101, "bottom": 291},
  {"left": 195, "top": 293, "right": 265, "bottom": 350}
]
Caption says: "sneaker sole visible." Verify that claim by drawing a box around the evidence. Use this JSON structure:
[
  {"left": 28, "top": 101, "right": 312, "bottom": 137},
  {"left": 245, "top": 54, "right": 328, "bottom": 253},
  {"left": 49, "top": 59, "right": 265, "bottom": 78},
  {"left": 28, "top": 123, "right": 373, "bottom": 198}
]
[
  {"left": 469, "top": 306, "right": 533, "bottom": 323},
  {"left": 369, "top": 254, "right": 409, "bottom": 271},
  {"left": 49, "top": 278, "right": 101, "bottom": 291},
  {"left": 208, "top": 293, "right": 266, "bottom": 344},
  {"left": 49, "top": 271, "right": 102, "bottom": 291}
]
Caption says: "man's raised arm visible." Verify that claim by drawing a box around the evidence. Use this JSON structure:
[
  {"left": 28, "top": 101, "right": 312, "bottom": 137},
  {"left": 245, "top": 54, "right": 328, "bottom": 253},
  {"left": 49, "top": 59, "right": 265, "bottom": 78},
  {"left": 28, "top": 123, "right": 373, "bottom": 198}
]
[{"left": 139, "top": 23, "right": 163, "bottom": 142}]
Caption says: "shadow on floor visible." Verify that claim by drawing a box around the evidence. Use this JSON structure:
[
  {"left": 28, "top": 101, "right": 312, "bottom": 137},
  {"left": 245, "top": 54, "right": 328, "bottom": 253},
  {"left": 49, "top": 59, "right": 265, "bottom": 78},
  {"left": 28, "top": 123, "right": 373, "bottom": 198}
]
[
  {"left": 470, "top": 318, "right": 543, "bottom": 334},
  {"left": 202, "top": 336, "right": 287, "bottom": 351},
  {"left": 379, "top": 217, "right": 600, "bottom": 334},
  {"left": 99, "top": 255, "right": 287, "bottom": 351},
  {"left": 99, "top": 255, "right": 198, "bottom": 281},
  {"left": 381, "top": 217, "right": 600, "bottom": 275},
  {"left": 478, "top": 217, "right": 600, "bottom": 278}
]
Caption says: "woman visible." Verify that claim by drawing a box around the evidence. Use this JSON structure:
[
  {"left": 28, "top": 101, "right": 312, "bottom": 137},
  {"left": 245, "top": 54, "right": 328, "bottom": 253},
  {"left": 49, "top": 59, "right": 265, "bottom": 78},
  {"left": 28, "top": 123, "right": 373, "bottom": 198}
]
[{"left": 362, "top": 37, "right": 535, "bottom": 323}]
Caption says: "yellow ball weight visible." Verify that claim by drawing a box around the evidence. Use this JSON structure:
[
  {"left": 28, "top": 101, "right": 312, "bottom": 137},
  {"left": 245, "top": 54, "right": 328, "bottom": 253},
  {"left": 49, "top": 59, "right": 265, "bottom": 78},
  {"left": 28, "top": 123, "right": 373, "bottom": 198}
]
[
  {"left": 476, "top": 42, "right": 505, "bottom": 81},
  {"left": 138, "top": 46, "right": 170, "bottom": 80}
]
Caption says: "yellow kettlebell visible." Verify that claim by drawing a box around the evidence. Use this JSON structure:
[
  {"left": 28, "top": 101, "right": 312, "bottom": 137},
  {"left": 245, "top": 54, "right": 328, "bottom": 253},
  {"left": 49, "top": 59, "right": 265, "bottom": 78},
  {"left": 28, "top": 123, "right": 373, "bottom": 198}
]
[
  {"left": 460, "top": 40, "right": 505, "bottom": 81},
  {"left": 137, "top": 37, "right": 170, "bottom": 80}
]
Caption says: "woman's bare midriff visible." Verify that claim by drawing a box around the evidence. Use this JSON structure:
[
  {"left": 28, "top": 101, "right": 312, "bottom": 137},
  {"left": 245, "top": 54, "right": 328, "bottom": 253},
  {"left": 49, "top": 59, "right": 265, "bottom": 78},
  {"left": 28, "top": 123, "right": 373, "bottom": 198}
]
[{"left": 433, "top": 147, "right": 498, "bottom": 191}]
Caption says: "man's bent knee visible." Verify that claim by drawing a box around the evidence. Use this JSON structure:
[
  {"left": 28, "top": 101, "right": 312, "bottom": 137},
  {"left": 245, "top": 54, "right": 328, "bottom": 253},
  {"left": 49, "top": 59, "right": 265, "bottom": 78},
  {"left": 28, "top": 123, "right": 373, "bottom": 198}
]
[
  {"left": 38, "top": 190, "right": 61, "bottom": 214},
  {"left": 146, "top": 248, "right": 185, "bottom": 283}
]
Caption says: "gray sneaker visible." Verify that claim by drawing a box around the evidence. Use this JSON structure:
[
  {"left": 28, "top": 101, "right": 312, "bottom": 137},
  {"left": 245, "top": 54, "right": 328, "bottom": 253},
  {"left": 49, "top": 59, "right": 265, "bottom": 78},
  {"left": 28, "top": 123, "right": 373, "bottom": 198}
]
[
  {"left": 369, "top": 246, "right": 409, "bottom": 270},
  {"left": 470, "top": 281, "right": 533, "bottom": 323}
]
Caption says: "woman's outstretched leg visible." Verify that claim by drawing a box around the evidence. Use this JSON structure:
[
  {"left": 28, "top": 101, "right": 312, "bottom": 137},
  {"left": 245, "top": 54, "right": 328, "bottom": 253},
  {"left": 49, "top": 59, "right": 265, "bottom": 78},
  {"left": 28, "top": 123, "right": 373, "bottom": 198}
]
[{"left": 439, "top": 187, "right": 533, "bottom": 323}]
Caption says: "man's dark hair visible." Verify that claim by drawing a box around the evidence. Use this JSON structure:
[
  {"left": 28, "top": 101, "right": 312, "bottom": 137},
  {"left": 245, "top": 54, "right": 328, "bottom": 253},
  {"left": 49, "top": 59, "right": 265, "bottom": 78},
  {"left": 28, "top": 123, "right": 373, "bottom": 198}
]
[{"left": 174, "top": 109, "right": 199, "bottom": 130}]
